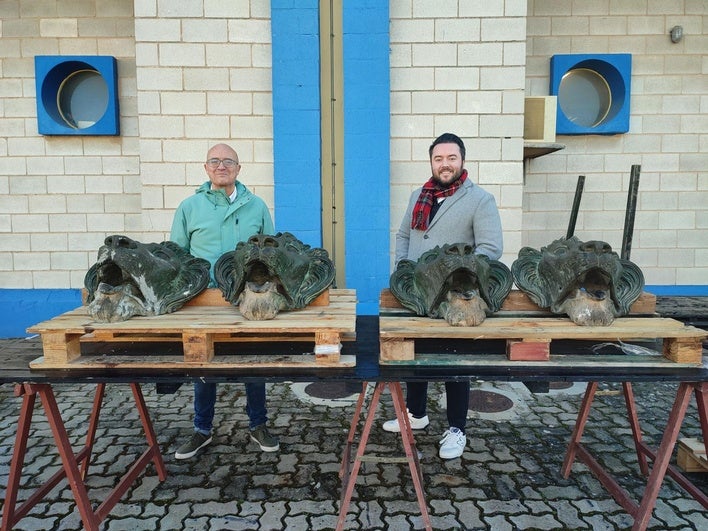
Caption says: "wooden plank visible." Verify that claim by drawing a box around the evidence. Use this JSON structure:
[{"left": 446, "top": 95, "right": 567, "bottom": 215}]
[
  {"left": 183, "top": 287, "right": 334, "bottom": 308},
  {"left": 30, "top": 354, "right": 356, "bottom": 370},
  {"left": 677, "top": 438, "right": 708, "bottom": 473},
  {"left": 507, "top": 339, "right": 551, "bottom": 361},
  {"left": 379, "top": 288, "right": 657, "bottom": 315},
  {"left": 379, "top": 316, "right": 700, "bottom": 341},
  {"left": 380, "top": 338, "right": 415, "bottom": 362}
]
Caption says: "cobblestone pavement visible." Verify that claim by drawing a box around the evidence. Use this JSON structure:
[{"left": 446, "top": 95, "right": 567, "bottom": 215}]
[{"left": 0, "top": 343, "right": 707, "bottom": 530}]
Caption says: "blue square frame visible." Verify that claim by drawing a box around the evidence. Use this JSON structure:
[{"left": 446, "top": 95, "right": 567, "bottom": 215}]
[
  {"left": 35, "top": 55, "right": 120, "bottom": 136},
  {"left": 550, "top": 53, "right": 631, "bottom": 135}
]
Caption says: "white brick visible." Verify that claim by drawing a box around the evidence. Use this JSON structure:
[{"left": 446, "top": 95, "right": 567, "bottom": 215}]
[
  {"left": 458, "top": 43, "right": 503, "bottom": 66},
  {"left": 51, "top": 252, "right": 89, "bottom": 270},
  {"left": 33, "top": 271, "right": 71, "bottom": 288},
  {"left": 40, "top": 18, "right": 78, "bottom": 37},
  {"left": 159, "top": 43, "right": 205, "bottom": 66},
  {"left": 139, "top": 116, "right": 185, "bottom": 138},
  {"left": 229, "top": 68, "right": 271, "bottom": 91},
  {"left": 156, "top": 0, "right": 203, "bottom": 18},
  {"left": 29, "top": 195, "right": 66, "bottom": 214},
  {"left": 479, "top": 114, "right": 523, "bottom": 137},
  {"left": 228, "top": 19, "right": 271, "bottom": 44},
  {"left": 458, "top": 0, "right": 504, "bottom": 17},
  {"left": 411, "top": 91, "right": 456, "bottom": 114},
  {"left": 412, "top": 0, "right": 458, "bottom": 18},
  {"left": 135, "top": 43, "right": 159, "bottom": 66},
  {"left": 205, "top": 44, "right": 252, "bottom": 67},
  {"left": 433, "top": 67, "right": 478, "bottom": 90},
  {"left": 183, "top": 19, "right": 228, "bottom": 42},
  {"left": 15, "top": 252, "right": 50, "bottom": 271},
  {"left": 434, "top": 19, "right": 481, "bottom": 42},
  {"left": 391, "top": 67, "right": 435, "bottom": 91},
  {"left": 207, "top": 92, "right": 253, "bottom": 114},
  {"left": 136, "top": 68, "right": 183, "bottom": 91},
  {"left": 479, "top": 66, "right": 524, "bottom": 89},
  {"left": 412, "top": 43, "right": 458, "bottom": 67},
  {"left": 66, "top": 194, "right": 106, "bottom": 213},
  {"left": 140, "top": 163, "right": 187, "bottom": 185},
  {"left": 481, "top": 17, "right": 526, "bottom": 41},
  {"left": 457, "top": 91, "right": 501, "bottom": 114},
  {"left": 478, "top": 162, "right": 523, "bottom": 185},
  {"left": 204, "top": 0, "right": 250, "bottom": 18},
  {"left": 229, "top": 116, "right": 272, "bottom": 138},
  {"left": 185, "top": 115, "right": 230, "bottom": 138},
  {"left": 391, "top": 19, "right": 435, "bottom": 43},
  {"left": 134, "top": 19, "right": 181, "bottom": 42},
  {"left": 160, "top": 92, "right": 207, "bottom": 115},
  {"left": 432, "top": 114, "right": 477, "bottom": 138},
  {"left": 64, "top": 157, "right": 102, "bottom": 175}
]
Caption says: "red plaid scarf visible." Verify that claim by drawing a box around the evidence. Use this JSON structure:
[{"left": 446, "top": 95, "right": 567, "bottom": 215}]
[{"left": 411, "top": 170, "right": 468, "bottom": 230}]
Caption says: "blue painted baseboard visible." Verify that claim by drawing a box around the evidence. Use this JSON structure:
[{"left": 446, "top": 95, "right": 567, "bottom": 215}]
[
  {"left": 1, "top": 286, "right": 706, "bottom": 339},
  {"left": 644, "top": 285, "right": 708, "bottom": 296},
  {"left": 0, "top": 289, "right": 82, "bottom": 338}
]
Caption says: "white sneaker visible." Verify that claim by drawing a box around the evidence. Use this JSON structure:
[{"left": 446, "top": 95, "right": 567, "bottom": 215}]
[
  {"left": 382, "top": 409, "right": 430, "bottom": 432},
  {"left": 439, "top": 427, "right": 466, "bottom": 459}
]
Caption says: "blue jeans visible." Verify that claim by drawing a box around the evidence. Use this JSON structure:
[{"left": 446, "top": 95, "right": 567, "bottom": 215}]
[
  {"left": 405, "top": 380, "right": 470, "bottom": 433},
  {"left": 193, "top": 381, "right": 268, "bottom": 435}
]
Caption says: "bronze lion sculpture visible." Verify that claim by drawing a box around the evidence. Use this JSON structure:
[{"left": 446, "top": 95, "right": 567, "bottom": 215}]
[
  {"left": 511, "top": 236, "right": 644, "bottom": 326},
  {"left": 389, "top": 243, "right": 513, "bottom": 326},
  {"left": 214, "top": 232, "right": 335, "bottom": 320},
  {"left": 84, "top": 235, "right": 210, "bottom": 322}
]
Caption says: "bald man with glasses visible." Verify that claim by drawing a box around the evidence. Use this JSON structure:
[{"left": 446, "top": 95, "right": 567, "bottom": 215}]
[{"left": 170, "top": 143, "right": 279, "bottom": 459}]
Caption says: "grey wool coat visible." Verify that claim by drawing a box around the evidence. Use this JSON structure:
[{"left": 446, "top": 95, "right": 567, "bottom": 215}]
[{"left": 395, "top": 177, "right": 503, "bottom": 265}]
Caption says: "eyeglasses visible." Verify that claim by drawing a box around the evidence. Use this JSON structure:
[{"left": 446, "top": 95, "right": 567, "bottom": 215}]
[{"left": 206, "top": 158, "right": 239, "bottom": 168}]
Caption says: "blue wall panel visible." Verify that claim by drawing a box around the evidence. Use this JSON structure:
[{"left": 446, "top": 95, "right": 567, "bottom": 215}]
[
  {"left": 0, "top": 289, "right": 81, "bottom": 338},
  {"left": 342, "top": 2, "right": 391, "bottom": 314},
  {"left": 271, "top": 2, "right": 322, "bottom": 247}
]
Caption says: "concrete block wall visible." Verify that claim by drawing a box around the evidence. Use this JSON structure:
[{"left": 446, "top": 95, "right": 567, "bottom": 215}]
[
  {"left": 389, "top": 0, "right": 528, "bottom": 268},
  {"left": 0, "top": 0, "right": 139, "bottom": 289},
  {"left": 525, "top": 0, "right": 707, "bottom": 287}
]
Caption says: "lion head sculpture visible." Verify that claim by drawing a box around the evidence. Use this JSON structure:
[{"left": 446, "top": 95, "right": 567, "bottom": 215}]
[
  {"left": 214, "top": 232, "right": 335, "bottom": 320},
  {"left": 389, "top": 243, "right": 513, "bottom": 326},
  {"left": 511, "top": 236, "right": 644, "bottom": 326},
  {"left": 84, "top": 235, "right": 210, "bottom": 322}
]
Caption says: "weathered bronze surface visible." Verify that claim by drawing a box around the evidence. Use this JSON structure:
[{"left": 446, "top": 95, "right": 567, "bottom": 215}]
[
  {"left": 390, "top": 243, "right": 513, "bottom": 326},
  {"left": 84, "top": 235, "right": 210, "bottom": 322},
  {"left": 511, "top": 236, "right": 645, "bottom": 326},
  {"left": 214, "top": 232, "right": 335, "bottom": 320}
]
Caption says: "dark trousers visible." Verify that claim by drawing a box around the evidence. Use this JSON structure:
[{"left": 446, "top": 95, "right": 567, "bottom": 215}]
[{"left": 405, "top": 380, "right": 470, "bottom": 433}]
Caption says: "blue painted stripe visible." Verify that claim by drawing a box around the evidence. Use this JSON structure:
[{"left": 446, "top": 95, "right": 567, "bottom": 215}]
[
  {"left": 342, "top": 2, "right": 390, "bottom": 315},
  {"left": 271, "top": 2, "right": 322, "bottom": 247},
  {"left": 645, "top": 285, "right": 708, "bottom": 296}
]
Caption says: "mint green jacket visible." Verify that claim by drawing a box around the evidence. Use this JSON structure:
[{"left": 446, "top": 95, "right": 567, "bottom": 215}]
[{"left": 170, "top": 181, "right": 274, "bottom": 285}]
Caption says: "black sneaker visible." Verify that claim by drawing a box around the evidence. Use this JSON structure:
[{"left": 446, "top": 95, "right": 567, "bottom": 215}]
[
  {"left": 250, "top": 425, "right": 280, "bottom": 452},
  {"left": 174, "top": 431, "right": 212, "bottom": 460}
]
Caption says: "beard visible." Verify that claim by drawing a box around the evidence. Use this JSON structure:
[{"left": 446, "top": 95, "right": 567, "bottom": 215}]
[{"left": 432, "top": 166, "right": 464, "bottom": 187}]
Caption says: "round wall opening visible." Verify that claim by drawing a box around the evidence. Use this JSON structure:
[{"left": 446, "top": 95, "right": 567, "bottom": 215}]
[
  {"left": 57, "top": 69, "right": 109, "bottom": 129},
  {"left": 550, "top": 53, "right": 631, "bottom": 135},
  {"left": 558, "top": 68, "right": 611, "bottom": 128}
]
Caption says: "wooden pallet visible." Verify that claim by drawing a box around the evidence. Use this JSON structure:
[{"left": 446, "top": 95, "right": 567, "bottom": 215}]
[
  {"left": 28, "top": 288, "right": 357, "bottom": 369},
  {"left": 677, "top": 438, "right": 708, "bottom": 473},
  {"left": 379, "top": 289, "right": 706, "bottom": 365}
]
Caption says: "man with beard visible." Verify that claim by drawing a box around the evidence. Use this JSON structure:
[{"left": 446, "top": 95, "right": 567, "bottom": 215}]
[
  {"left": 382, "top": 133, "right": 503, "bottom": 459},
  {"left": 171, "top": 143, "right": 279, "bottom": 459}
]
